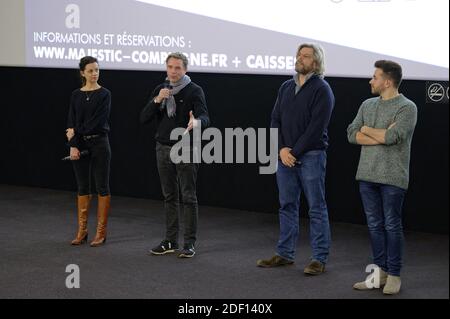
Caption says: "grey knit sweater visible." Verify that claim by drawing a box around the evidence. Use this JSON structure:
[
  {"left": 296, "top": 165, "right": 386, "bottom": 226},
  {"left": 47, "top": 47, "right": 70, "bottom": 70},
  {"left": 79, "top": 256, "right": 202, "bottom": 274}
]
[{"left": 347, "top": 94, "right": 417, "bottom": 190}]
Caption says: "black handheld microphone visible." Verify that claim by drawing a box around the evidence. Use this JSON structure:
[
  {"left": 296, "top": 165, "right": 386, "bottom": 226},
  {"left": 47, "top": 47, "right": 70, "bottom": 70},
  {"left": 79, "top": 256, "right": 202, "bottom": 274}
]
[
  {"left": 161, "top": 80, "right": 173, "bottom": 109},
  {"left": 62, "top": 150, "right": 89, "bottom": 161},
  {"left": 164, "top": 80, "right": 172, "bottom": 89}
]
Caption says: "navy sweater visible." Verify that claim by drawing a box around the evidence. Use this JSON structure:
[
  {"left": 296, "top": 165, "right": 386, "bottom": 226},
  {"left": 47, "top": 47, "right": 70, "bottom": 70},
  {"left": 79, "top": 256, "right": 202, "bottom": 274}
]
[{"left": 271, "top": 75, "right": 334, "bottom": 158}]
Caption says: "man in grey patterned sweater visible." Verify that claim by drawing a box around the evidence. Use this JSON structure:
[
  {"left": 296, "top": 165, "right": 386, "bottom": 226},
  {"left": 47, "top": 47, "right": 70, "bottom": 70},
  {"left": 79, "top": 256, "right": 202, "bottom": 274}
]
[{"left": 347, "top": 60, "right": 417, "bottom": 295}]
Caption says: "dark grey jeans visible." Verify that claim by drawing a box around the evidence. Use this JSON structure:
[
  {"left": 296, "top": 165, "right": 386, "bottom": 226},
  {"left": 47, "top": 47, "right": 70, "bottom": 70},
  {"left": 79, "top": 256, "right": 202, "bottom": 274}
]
[{"left": 156, "top": 142, "right": 199, "bottom": 247}]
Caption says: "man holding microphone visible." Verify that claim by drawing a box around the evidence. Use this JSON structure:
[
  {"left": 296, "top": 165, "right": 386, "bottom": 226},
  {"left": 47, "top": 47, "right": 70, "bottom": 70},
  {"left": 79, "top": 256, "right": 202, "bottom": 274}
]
[{"left": 140, "top": 52, "right": 210, "bottom": 258}]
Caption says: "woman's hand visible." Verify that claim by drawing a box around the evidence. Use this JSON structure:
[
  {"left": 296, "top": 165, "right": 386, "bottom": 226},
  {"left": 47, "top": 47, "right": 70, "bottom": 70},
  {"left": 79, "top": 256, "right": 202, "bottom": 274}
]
[
  {"left": 66, "top": 128, "right": 75, "bottom": 141},
  {"left": 70, "top": 147, "right": 81, "bottom": 160}
]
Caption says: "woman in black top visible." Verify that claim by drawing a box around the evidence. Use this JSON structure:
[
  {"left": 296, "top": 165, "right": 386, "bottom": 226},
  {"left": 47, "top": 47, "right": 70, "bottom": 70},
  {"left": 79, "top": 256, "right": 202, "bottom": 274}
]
[{"left": 66, "top": 56, "right": 111, "bottom": 247}]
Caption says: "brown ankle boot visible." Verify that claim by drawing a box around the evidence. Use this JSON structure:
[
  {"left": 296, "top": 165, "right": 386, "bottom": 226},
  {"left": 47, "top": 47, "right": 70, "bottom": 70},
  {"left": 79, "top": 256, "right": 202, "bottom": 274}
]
[
  {"left": 90, "top": 195, "right": 111, "bottom": 247},
  {"left": 71, "top": 195, "right": 92, "bottom": 245}
]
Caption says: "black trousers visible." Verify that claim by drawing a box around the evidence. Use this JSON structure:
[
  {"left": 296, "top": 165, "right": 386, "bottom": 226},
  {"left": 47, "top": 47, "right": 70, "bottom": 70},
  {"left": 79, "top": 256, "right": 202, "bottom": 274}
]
[
  {"left": 72, "top": 135, "right": 111, "bottom": 196},
  {"left": 156, "top": 142, "right": 199, "bottom": 247}
]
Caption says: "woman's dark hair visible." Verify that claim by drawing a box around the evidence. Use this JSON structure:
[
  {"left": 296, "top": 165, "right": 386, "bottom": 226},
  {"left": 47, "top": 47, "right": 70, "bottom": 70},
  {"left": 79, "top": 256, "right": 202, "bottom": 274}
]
[{"left": 79, "top": 56, "right": 98, "bottom": 86}]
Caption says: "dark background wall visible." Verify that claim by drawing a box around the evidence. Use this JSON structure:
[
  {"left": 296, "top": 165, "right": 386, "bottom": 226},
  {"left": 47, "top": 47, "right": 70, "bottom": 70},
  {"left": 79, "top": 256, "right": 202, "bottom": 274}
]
[{"left": 0, "top": 66, "right": 448, "bottom": 233}]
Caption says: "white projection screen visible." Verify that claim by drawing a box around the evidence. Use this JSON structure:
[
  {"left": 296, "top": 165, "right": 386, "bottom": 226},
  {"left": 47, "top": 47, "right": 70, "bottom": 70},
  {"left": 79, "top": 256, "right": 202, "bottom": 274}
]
[{"left": 5, "top": 0, "right": 450, "bottom": 80}]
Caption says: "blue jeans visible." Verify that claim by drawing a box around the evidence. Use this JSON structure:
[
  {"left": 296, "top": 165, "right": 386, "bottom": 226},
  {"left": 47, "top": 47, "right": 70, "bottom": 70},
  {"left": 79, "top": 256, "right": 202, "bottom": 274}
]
[
  {"left": 276, "top": 150, "right": 331, "bottom": 263},
  {"left": 359, "top": 181, "right": 406, "bottom": 276}
]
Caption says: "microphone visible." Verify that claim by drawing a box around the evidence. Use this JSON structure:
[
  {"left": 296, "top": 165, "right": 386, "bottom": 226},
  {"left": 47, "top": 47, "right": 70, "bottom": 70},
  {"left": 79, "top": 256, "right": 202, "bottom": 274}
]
[
  {"left": 161, "top": 80, "right": 173, "bottom": 109},
  {"left": 62, "top": 150, "right": 89, "bottom": 161}
]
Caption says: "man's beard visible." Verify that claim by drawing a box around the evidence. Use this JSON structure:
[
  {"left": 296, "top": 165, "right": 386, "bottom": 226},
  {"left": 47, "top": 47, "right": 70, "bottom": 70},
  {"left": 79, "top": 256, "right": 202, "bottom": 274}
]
[{"left": 296, "top": 62, "right": 312, "bottom": 75}]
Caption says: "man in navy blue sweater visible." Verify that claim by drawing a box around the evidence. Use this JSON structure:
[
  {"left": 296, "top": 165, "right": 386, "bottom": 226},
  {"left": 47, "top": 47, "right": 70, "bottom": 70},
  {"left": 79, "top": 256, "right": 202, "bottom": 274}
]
[{"left": 257, "top": 43, "right": 335, "bottom": 275}]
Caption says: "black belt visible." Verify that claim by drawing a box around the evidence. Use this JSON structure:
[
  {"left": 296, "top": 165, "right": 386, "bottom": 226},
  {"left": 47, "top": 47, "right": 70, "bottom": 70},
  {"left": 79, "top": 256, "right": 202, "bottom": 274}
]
[{"left": 82, "top": 134, "right": 101, "bottom": 141}]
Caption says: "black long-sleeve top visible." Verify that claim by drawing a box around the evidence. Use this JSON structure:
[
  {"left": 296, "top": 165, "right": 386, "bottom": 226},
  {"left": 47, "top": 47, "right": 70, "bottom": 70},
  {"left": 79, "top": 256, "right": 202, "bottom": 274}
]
[
  {"left": 140, "top": 81, "right": 210, "bottom": 145},
  {"left": 67, "top": 87, "right": 111, "bottom": 147}
]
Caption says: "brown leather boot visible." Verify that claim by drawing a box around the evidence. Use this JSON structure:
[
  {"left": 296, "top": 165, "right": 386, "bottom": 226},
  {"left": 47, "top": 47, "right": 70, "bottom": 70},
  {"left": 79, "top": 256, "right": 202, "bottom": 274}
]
[
  {"left": 71, "top": 195, "right": 92, "bottom": 245},
  {"left": 256, "top": 255, "right": 294, "bottom": 267},
  {"left": 90, "top": 195, "right": 111, "bottom": 247}
]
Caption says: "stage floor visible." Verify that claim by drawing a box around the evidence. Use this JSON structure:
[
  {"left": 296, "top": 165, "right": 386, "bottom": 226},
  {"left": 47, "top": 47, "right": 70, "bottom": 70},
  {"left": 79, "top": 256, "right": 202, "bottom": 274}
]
[{"left": 0, "top": 185, "right": 448, "bottom": 299}]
